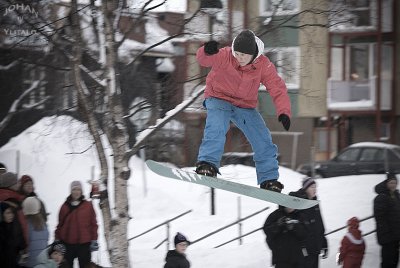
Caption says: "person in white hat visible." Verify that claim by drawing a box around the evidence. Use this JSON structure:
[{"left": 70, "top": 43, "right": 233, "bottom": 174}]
[{"left": 54, "top": 181, "right": 98, "bottom": 268}]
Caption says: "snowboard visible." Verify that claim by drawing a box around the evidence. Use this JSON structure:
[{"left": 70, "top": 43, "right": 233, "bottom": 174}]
[{"left": 146, "top": 160, "right": 319, "bottom": 210}]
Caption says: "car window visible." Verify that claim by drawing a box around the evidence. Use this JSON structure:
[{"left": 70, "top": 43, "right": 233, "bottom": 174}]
[
  {"left": 359, "top": 148, "right": 383, "bottom": 162},
  {"left": 336, "top": 148, "right": 360, "bottom": 162},
  {"left": 388, "top": 150, "right": 400, "bottom": 161}
]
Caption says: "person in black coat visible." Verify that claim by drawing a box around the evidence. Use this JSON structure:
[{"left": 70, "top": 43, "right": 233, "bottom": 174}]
[
  {"left": 0, "top": 201, "right": 27, "bottom": 268},
  {"left": 373, "top": 173, "right": 400, "bottom": 268},
  {"left": 164, "top": 232, "right": 191, "bottom": 268},
  {"left": 263, "top": 192, "right": 308, "bottom": 268},
  {"left": 296, "top": 178, "right": 328, "bottom": 268}
]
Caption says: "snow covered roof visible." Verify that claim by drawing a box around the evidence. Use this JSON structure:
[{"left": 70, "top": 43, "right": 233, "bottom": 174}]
[{"left": 349, "top": 142, "right": 400, "bottom": 149}]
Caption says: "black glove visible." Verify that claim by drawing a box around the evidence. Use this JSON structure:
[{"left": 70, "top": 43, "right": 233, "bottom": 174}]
[
  {"left": 204, "top": 41, "right": 219, "bottom": 55},
  {"left": 90, "top": 240, "right": 99, "bottom": 252},
  {"left": 320, "top": 248, "right": 328, "bottom": 259},
  {"left": 278, "top": 114, "right": 290, "bottom": 131},
  {"left": 277, "top": 216, "right": 286, "bottom": 226}
]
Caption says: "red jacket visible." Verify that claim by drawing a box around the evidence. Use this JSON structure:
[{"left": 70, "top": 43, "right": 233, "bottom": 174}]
[
  {"left": 0, "top": 188, "right": 29, "bottom": 246},
  {"left": 339, "top": 229, "right": 365, "bottom": 268},
  {"left": 196, "top": 40, "right": 291, "bottom": 117},
  {"left": 55, "top": 198, "right": 98, "bottom": 244}
]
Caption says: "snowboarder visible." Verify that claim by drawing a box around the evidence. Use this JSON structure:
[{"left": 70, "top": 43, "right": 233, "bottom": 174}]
[
  {"left": 194, "top": 29, "right": 291, "bottom": 192},
  {"left": 164, "top": 232, "right": 191, "bottom": 268}
]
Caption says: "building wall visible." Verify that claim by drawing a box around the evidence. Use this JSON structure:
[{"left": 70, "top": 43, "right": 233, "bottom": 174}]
[{"left": 298, "top": 0, "right": 329, "bottom": 118}]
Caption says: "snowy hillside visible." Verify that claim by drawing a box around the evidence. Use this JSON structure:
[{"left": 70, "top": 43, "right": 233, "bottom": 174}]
[{"left": 0, "top": 116, "right": 384, "bottom": 267}]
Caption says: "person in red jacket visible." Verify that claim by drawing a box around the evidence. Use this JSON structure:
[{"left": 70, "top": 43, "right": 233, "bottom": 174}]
[
  {"left": 337, "top": 217, "right": 366, "bottom": 268},
  {"left": 55, "top": 180, "right": 98, "bottom": 268},
  {"left": 194, "top": 29, "right": 291, "bottom": 192}
]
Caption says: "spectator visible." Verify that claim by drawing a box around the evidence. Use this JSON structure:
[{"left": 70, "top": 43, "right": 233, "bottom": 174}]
[
  {"left": 337, "top": 217, "right": 366, "bottom": 268},
  {"left": 19, "top": 175, "right": 49, "bottom": 222},
  {"left": 296, "top": 178, "right": 328, "bottom": 268},
  {"left": 164, "top": 232, "right": 191, "bottom": 268},
  {"left": 34, "top": 241, "right": 69, "bottom": 268},
  {"left": 55, "top": 181, "right": 98, "bottom": 268},
  {"left": 373, "top": 173, "right": 400, "bottom": 268},
  {"left": 22, "top": 196, "right": 49, "bottom": 268},
  {"left": 0, "top": 201, "right": 27, "bottom": 267},
  {"left": 263, "top": 191, "right": 308, "bottom": 268},
  {"left": 0, "top": 172, "right": 29, "bottom": 248}
]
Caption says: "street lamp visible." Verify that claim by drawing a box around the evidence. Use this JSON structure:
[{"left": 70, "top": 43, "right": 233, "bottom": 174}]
[{"left": 200, "top": 0, "right": 223, "bottom": 216}]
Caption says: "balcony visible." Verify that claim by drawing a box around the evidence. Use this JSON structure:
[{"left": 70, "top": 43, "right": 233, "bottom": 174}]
[{"left": 327, "top": 77, "right": 392, "bottom": 111}]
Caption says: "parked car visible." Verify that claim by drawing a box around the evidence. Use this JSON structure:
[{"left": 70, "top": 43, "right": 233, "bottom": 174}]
[{"left": 296, "top": 142, "right": 400, "bottom": 178}]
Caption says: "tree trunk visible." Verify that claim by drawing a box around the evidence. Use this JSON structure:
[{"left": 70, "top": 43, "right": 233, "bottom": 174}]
[{"left": 102, "top": 1, "right": 131, "bottom": 266}]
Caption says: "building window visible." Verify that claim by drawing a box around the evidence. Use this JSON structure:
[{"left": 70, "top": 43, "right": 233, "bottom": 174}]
[
  {"left": 265, "top": 47, "right": 300, "bottom": 89},
  {"left": 22, "top": 64, "right": 47, "bottom": 109},
  {"left": 260, "top": 0, "right": 299, "bottom": 15},
  {"left": 345, "top": 0, "right": 372, "bottom": 27}
]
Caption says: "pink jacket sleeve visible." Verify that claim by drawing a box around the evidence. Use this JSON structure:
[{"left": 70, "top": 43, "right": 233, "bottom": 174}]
[
  {"left": 196, "top": 46, "right": 229, "bottom": 69},
  {"left": 261, "top": 59, "right": 292, "bottom": 117}
]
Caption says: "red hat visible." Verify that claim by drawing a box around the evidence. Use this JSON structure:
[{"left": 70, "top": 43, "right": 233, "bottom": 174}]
[
  {"left": 20, "top": 175, "right": 33, "bottom": 186},
  {"left": 347, "top": 217, "right": 359, "bottom": 229}
]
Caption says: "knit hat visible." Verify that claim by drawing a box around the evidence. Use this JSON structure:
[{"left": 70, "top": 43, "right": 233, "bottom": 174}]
[
  {"left": 174, "top": 232, "right": 190, "bottom": 246},
  {"left": 49, "top": 241, "right": 66, "bottom": 256},
  {"left": 20, "top": 175, "right": 33, "bottom": 186},
  {"left": 70, "top": 180, "right": 82, "bottom": 191},
  {"left": 302, "top": 177, "right": 316, "bottom": 190},
  {"left": 233, "top": 30, "right": 258, "bottom": 56},
  {"left": 347, "top": 217, "right": 359, "bottom": 229},
  {"left": 0, "top": 172, "right": 18, "bottom": 188},
  {"left": 386, "top": 172, "right": 397, "bottom": 182},
  {"left": 22, "top": 197, "right": 41, "bottom": 215}
]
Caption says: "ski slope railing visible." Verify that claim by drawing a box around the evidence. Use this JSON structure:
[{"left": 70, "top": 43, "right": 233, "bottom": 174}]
[
  {"left": 190, "top": 206, "right": 270, "bottom": 247},
  {"left": 324, "top": 215, "right": 375, "bottom": 237},
  {"left": 128, "top": 209, "right": 192, "bottom": 251},
  {"left": 215, "top": 214, "right": 375, "bottom": 249}
]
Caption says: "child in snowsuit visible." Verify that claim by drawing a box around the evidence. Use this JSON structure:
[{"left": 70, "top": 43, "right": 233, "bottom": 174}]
[
  {"left": 337, "top": 217, "right": 365, "bottom": 268},
  {"left": 34, "top": 241, "right": 69, "bottom": 268},
  {"left": 164, "top": 232, "right": 191, "bottom": 268},
  {"left": 195, "top": 29, "right": 291, "bottom": 192}
]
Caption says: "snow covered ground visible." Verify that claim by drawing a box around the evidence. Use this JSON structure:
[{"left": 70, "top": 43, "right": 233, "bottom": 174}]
[{"left": 0, "top": 116, "right": 386, "bottom": 267}]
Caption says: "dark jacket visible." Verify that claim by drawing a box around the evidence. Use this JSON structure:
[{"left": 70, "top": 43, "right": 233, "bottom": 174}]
[
  {"left": 0, "top": 188, "right": 29, "bottom": 247},
  {"left": 0, "top": 206, "right": 27, "bottom": 268},
  {"left": 55, "top": 196, "right": 98, "bottom": 244},
  {"left": 373, "top": 180, "right": 400, "bottom": 245},
  {"left": 296, "top": 189, "right": 328, "bottom": 255},
  {"left": 164, "top": 250, "right": 190, "bottom": 268},
  {"left": 263, "top": 207, "right": 307, "bottom": 266}
]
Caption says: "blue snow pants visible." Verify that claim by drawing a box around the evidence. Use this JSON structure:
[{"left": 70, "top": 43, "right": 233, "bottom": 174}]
[{"left": 197, "top": 97, "right": 279, "bottom": 184}]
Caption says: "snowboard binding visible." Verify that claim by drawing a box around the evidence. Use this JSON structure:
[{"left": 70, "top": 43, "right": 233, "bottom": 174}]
[
  {"left": 260, "top": 180, "right": 284, "bottom": 193},
  {"left": 195, "top": 161, "right": 219, "bottom": 178}
]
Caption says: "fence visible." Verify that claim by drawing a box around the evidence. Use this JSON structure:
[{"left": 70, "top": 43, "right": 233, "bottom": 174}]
[{"left": 128, "top": 209, "right": 192, "bottom": 251}]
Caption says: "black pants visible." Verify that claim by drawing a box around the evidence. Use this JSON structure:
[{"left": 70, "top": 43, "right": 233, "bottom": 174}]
[
  {"left": 381, "top": 240, "right": 399, "bottom": 268},
  {"left": 304, "top": 254, "right": 319, "bottom": 268},
  {"left": 64, "top": 242, "right": 91, "bottom": 268}
]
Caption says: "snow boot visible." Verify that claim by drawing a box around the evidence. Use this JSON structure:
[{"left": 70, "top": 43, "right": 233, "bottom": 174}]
[
  {"left": 195, "top": 161, "right": 219, "bottom": 177},
  {"left": 260, "top": 180, "right": 284, "bottom": 193}
]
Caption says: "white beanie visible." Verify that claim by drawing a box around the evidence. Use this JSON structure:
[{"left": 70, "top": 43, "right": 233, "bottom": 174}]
[
  {"left": 22, "top": 197, "right": 41, "bottom": 215},
  {"left": 70, "top": 180, "right": 82, "bottom": 191}
]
